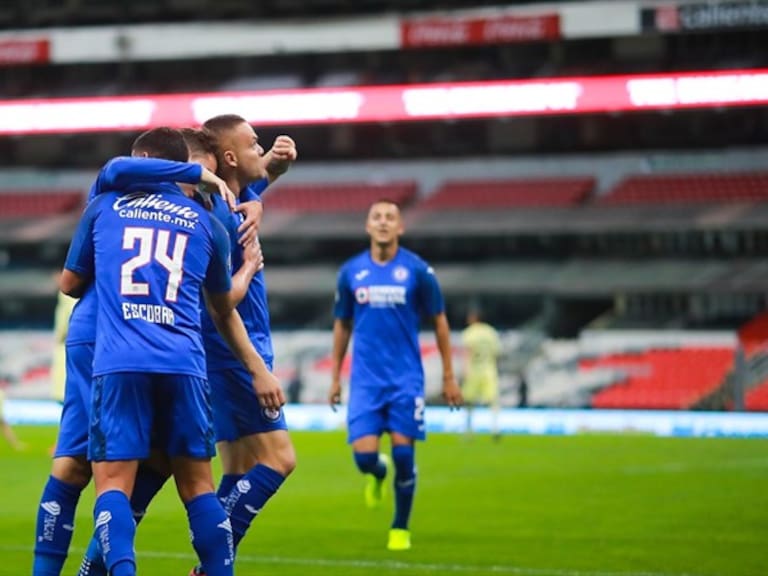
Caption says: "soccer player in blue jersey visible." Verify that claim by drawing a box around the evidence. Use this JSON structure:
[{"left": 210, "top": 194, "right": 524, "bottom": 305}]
[
  {"left": 185, "top": 115, "right": 297, "bottom": 572},
  {"left": 32, "top": 139, "right": 232, "bottom": 576},
  {"left": 329, "top": 199, "right": 463, "bottom": 551},
  {"left": 73, "top": 125, "right": 295, "bottom": 576},
  {"left": 60, "top": 126, "right": 284, "bottom": 576},
  {"left": 71, "top": 129, "right": 270, "bottom": 576}
]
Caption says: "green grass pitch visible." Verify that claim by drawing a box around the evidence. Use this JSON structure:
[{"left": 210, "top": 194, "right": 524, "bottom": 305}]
[{"left": 1, "top": 426, "right": 767, "bottom": 576}]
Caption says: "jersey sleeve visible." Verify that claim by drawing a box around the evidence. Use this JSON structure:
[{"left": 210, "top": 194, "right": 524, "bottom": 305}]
[
  {"left": 91, "top": 156, "right": 203, "bottom": 197},
  {"left": 416, "top": 262, "right": 445, "bottom": 317},
  {"left": 64, "top": 195, "right": 104, "bottom": 278},
  {"left": 333, "top": 266, "right": 354, "bottom": 320},
  {"left": 204, "top": 216, "right": 234, "bottom": 294},
  {"left": 240, "top": 177, "right": 269, "bottom": 202}
]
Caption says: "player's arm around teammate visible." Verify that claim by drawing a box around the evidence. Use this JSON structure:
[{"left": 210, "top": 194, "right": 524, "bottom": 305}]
[{"left": 92, "top": 155, "right": 233, "bottom": 205}]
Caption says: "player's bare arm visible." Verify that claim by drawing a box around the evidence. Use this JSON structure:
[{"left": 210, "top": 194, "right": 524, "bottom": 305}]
[
  {"left": 434, "top": 313, "right": 463, "bottom": 409},
  {"left": 59, "top": 270, "right": 89, "bottom": 299},
  {"left": 234, "top": 135, "right": 297, "bottom": 245},
  {"left": 264, "top": 135, "right": 298, "bottom": 182},
  {"left": 329, "top": 318, "right": 353, "bottom": 410},
  {"left": 204, "top": 290, "right": 285, "bottom": 410},
  {"left": 234, "top": 200, "right": 264, "bottom": 246},
  {"left": 228, "top": 237, "right": 264, "bottom": 306}
]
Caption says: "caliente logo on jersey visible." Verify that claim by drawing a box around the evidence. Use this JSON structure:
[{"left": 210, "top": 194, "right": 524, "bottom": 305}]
[{"left": 113, "top": 191, "right": 199, "bottom": 230}]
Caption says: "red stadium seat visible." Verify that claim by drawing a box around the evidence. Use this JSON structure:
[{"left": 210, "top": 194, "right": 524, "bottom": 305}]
[
  {"left": 746, "top": 379, "right": 768, "bottom": 411},
  {"left": 738, "top": 312, "right": 768, "bottom": 357},
  {"left": 260, "top": 181, "right": 417, "bottom": 212},
  {"left": 419, "top": 177, "right": 595, "bottom": 210},
  {"left": 0, "top": 191, "right": 84, "bottom": 219},
  {"left": 584, "top": 347, "right": 734, "bottom": 410},
  {"left": 600, "top": 173, "right": 768, "bottom": 204}
]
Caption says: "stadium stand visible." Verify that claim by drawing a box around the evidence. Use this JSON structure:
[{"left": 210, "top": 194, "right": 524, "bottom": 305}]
[
  {"left": 587, "top": 348, "right": 735, "bottom": 410},
  {"left": 419, "top": 177, "right": 595, "bottom": 209},
  {"left": 262, "top": 181, "right": 417, "bottom": 212},
  {"left": 746, "top": 378, "right": 768, "bottom": 411},
  {"left": 738, "top": 312, "right": 768, "bottom": 357},
  {"left": 0, "top": 191, "right": 83, "bottom": 219},
  {"left": 1, "top": 0, "right": 768, "bottom": 416},
  {"left": 599, "top": 173, "right": 768, "bottom": 205}
]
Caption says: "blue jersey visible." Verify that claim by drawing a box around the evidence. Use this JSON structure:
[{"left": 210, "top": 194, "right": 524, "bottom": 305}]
[
  {"left": 334, "top": 247, "right": 445, "bottom": 394},
  {"left": 65, "top": 157, "right": 204, "bottom": 346},
  {"left": 65, "top": 182, "right": 232, "bottom": 378},
  {"left": 200, "top": 184, "right": 273, "bottom": 371},
  {"left": 240, "top": 178, "right": 268, "bottom": 202}
]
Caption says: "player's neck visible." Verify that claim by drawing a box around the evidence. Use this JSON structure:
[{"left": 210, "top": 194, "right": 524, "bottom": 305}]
[
  {"left": 370, "top": 242, "right": 398, "bottom": 264},
  {"left": 225, "top": 175, "right": 244, "bottom": 198}
]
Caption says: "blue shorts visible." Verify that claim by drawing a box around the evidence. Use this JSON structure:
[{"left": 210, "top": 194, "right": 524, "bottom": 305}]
[
  {"left": 89, "top": 372, "right": 215, "bottom": 462},
  {"left": 209, "top": 363, "right": 287, "bottom": 443},
  {"left": 347, "top": 386, "right": 426, "bottom": 443},
  {"left": 54, "top": 343, "right": 95, "bottom": 458}
]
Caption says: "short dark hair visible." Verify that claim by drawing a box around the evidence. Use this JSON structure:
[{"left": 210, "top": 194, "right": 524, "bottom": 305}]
[
  {"left": 202, "top": 114, "right": 248, "bottom": 139},
  {"left": 371, "top": 198, "right": 402, "bottom": 210},
  {"left": 180, "top": 127, "right": 217, "bottom": 157},
  {"left": 131, "top": 127, "right": 189, "bottom": 162}
]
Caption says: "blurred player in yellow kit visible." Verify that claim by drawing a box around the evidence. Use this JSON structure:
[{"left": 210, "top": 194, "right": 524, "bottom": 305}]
[
  {"left": 461, "top": 309, "right": 502, "bottom": 441},
  {"left": 49, "top": 285, "right": 77, "bottom": 454},
  {"left": 51, "top": 289, "right": 77, "bottom": 404}
]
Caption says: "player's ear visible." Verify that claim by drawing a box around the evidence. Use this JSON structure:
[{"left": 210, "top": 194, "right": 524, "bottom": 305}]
[{"left": 223, "top": 149, "right": 237, "bottom": 168}]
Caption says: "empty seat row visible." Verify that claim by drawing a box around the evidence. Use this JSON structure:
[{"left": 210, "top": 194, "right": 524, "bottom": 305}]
[
  {"left": 738, "top": 312, "right": 768, "bottom": 357},
  {"left": 419, "top": 177, "right": 595, "bottom": 209},
  {"left": 0, "top": 191, "right": 83, "bottom": 219},
  {"left": 746, "top": 379, "right": 768, "bottom": 411},
  {"left": 261, "top": 181, "right": 417, "bottom": 212},
  {"left": 4, "top": 170, "right": 768, "bottom": 217},
  {"left": 583, "top": 348, "right": 734, "bottom": 410},
  {"left": 599, "top": 173, "right": 768, "bottom": 205}
]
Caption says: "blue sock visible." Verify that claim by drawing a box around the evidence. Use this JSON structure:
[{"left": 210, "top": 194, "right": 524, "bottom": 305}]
[
  {"left": 228, "top": 464, "right": 285, "bottom": 550},
  {"left": 33, "top": 476, "right": 82, "bottom": 576},
  {"left": 78, "top": 466, "right": 166, "bottom": 576},
  {"left": 186, "top": 493, "right": 233, "bottom": 576},
  {"left": 93, "top": 490, "right": 135, "bottom": 576},
  {"left": 392, "top": 445, "right": 416, "bottom": 530},
  {"left": 76, "top": 537, "right": 107, "bottom": 576},
  {"left": 130, "top": 465, "right": 169, "bottom": 525},
  {"left": 216, "top": 474, "right": 244, "bottom": 513},
  {"left": 354, "top": 451, "right": 386, "bottom": 479}
]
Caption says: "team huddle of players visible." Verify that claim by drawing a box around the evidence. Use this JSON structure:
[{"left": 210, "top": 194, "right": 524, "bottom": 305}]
[{"left": 30, "top": 115, "right": 500, "bottom": 575}]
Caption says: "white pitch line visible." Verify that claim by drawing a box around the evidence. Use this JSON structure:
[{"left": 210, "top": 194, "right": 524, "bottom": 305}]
[{"left": 0, "top": 544, "right": 720, "bottom": 576}]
